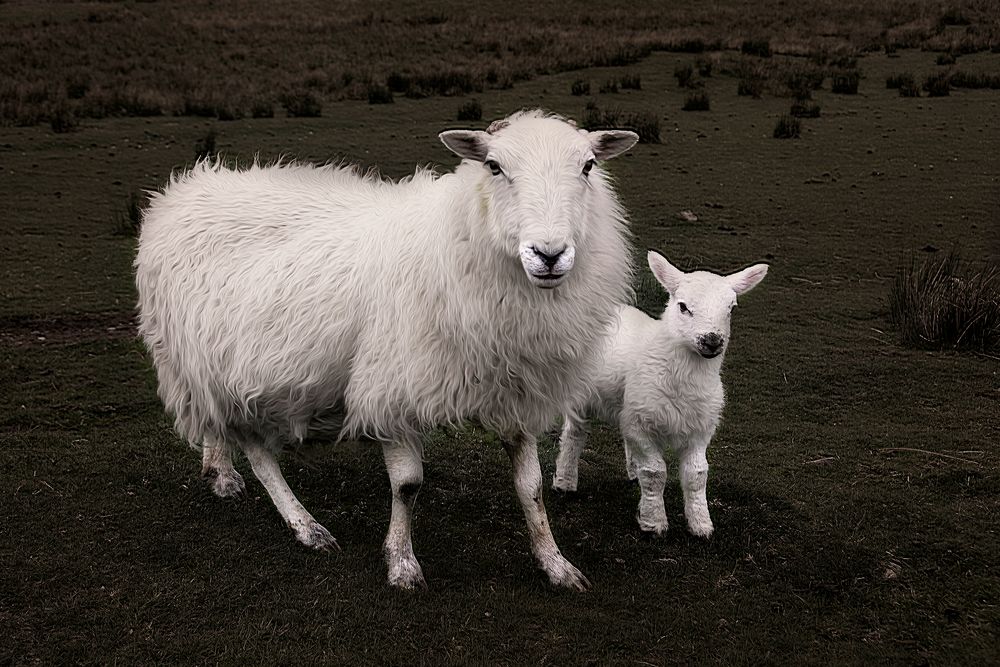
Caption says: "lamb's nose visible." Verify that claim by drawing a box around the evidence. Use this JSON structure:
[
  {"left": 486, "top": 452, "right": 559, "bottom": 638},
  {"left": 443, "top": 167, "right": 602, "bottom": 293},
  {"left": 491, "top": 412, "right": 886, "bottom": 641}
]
[
  {"left": 701, "top": 333, "right": 724, "bottom": 352},
  {"left": 533, "top": 246, "right": 566, "bottom": 270}
]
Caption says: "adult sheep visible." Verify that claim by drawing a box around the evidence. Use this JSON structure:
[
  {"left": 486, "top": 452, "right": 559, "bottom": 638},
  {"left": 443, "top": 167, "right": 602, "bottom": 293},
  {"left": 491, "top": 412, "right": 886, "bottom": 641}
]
[{"left": 136, "top": 110, "right": 638, "bottom": 590}]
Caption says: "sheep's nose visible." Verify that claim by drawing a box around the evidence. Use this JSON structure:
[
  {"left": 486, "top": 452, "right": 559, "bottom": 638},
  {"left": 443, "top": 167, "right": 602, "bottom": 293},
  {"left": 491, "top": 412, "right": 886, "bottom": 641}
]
[{"left": 533, "top": 245, "right": 566, "bottom": 270}]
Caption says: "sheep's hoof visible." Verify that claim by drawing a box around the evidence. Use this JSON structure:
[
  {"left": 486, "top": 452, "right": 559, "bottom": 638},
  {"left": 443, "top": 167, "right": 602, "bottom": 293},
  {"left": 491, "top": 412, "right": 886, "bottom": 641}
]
[
  {"left": 551, "top": 474, "right": 578, "bottom": 493},
  {"left": 637, "top": 515, "right": 669, "bottom": 537},
  {"left": 387, "top": 557, "right": 427, "bottom": 591},
  {"left": 541, "top": 555, "right": 591, "bottom": 591},
  {"left": 295, "top": 521, "right": 340, "bottom": 552},
  {"left": 688, "top": 521, "right": 714, "bottom": 539},
  {"left": 203, "top": 467, "right": 246, "bottom": 498}
]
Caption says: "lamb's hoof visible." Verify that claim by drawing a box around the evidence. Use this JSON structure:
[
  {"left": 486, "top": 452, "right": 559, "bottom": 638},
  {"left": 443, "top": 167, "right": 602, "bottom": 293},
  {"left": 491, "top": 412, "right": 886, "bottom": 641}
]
[
  {"left": 551, "top": 475, "right": 578, "bottom": 493},
  {"left": 294, "top": 521, "right": 340, "bottom": 552},
  {"left": 541, "top": 555, "right": 591, "bottom": 591},
  {"left": 203, "top": 467, "right": 246, "bottom": 498},
  {"left": 387, "top": 556, "right": 427, "bottom": 591},
  {"left": 638, "top": 514, "right": 669, "bottom": 537},
  {"left": 688, "top": 521, "right": 715, "bottom": 540}
]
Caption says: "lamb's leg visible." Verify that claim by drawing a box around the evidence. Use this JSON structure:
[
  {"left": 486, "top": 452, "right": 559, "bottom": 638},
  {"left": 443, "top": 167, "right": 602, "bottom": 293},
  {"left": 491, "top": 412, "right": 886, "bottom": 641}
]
[
  {"left": 381, "top": 437, "right": 426, "bottom": 590},
  {"left": 679, "top": 434, "right": 714, "bottom": 538},
  {"left": 241, "top": 441, "right": 338, "bottom": 551},
  {"left": 624, "top": 431, "right": 669, "bottom": 535},
  {"left": 504, "top": 433, "right": 590, "bottom": 591},
  {"left": 552, "top": 414, "right": 587, "bottom": 492},
  {"left": 201, "top": 438, "right": 245, "bottom": 498}
]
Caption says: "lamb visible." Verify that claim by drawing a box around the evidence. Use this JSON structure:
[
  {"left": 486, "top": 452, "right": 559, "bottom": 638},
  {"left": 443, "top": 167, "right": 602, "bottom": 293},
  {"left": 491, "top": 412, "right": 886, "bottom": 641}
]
[
  {"left": 552, "top": 250, "right": 768, "bottom": 538},
  {"left": 135, "top": 110, "right": 638, "bottom": 590}
]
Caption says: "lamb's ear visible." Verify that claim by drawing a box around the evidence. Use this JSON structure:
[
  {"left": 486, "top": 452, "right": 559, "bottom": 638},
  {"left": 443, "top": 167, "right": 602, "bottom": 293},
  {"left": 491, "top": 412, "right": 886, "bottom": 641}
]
[
  {"left": 439, "top": 130, "right": 490, "bottom": 161},
  {"left": 727, "top": 264, "right": 769, "bottom": 295},
  {"left": 589, "top": 130, "right": 639, "bottom": 161},
  {"left": 647, "top": 249, "right": 684, "bottom": 294}
]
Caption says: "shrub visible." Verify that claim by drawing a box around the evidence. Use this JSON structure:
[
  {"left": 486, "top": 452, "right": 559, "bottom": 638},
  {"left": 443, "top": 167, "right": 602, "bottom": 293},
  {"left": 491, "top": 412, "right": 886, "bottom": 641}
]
[
  {"left": 682, "top": 92, "right": 710, "bottom": 111},
  {"left": 790, "top": 101, "right": 820, "bottom": 118},
  {"left": 581, "top": 104, "right": 660, "bottom": 144},
  {"left": 456, "top": 99, "right": 482, "bottom": 121},
  {"left": 194, "top": 129, "right": 216, "bottom": 160},
  {"left": 674, "top": 64, "right": 696, "bottom": 88},
  {"left": 886, "top": 72, "right": 914, "bottom": 89},
  {"left": 741, "top": 39, "right": 772, "bottom": 58},
  {"left": 250, "top": 100, "right": 274, "bottom": 118},
  {"left": 619, "top": 72, "right": 641, "bottom": 90},
  {"left": 773, "top": 115, "right": 800, "bottom": 138},
  {"left": 831, "top": 71, "right": 860, "bottom": 94},
  {"left": 113, "top": 191, "right": 145, "bottom": 237},
  {"left": 281, "top": 91, "right": 322, "bottom": 117},
  {"left": 936, "top": 52, "right": 957, "bottom": 66},
  {"left": 923, "top": 72, "right": 951, "bottom": 96},
  {"left": 367, "top": 83, "right": 394, "bottom": 104},
  {"left": 737, "top": 75, "right": 763, "bottom": 98},
  {"left": 599, "top": 79, "right": 618, "bottom": 94},
  {"left": 570, "top": 79, "right": 590, "bottom": 96},
  {"left": 889, "top": 252, "right": 1000, "bottom": 352}
]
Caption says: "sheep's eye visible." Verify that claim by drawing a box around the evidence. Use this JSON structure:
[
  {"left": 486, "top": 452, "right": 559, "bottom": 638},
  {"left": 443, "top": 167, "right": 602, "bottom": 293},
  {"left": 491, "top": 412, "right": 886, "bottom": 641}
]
[
  {"left": 678, "top": 302, "right": 691, "bottom": 315},
  {"left": 582, "top": 159, "right": 595, "bottom": 176},
  {"left": 485, "top": 160, "right": 503, "bottom": 176}
]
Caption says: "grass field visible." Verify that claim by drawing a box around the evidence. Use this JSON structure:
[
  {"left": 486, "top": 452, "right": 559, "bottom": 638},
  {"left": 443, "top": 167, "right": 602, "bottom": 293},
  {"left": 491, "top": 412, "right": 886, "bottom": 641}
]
[{"left": 2, "top": 2, "right": 1000, "bottom": 664}]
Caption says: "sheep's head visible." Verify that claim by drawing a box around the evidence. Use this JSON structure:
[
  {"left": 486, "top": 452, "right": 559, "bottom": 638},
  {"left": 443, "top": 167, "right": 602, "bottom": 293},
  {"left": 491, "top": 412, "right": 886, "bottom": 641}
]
[
  {"left": 647, "top": 249, "right": 768, "bottom": 359},
  {"left": 440, "top": 110, "right": 637, "bottom": 289}
]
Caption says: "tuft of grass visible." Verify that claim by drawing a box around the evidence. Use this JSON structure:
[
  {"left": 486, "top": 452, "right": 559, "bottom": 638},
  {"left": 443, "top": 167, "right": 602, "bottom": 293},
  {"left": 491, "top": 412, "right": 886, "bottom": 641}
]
[
  {"left": 773, "top": 114, "right": 801, "bottom": 138},
  {"left": 889, "top": 252, "right": 1000, "bottom": 352},
  {"left": 674, "top": 64, "right": 697, "bottom": 89},
  {"left": 113, "top": 190, "right": 146, "bottom": 237},
  {"left": 741, "top": 39, "right": 772, "bottom": 58},
  {"left": 570, "top": 79, "right": 590, "bottom": 96},
  {"left": 366, "top": 83, "right": 394, "bottom": 105},
  {"left": 886, "top": 72, "right": 915, "bottom": 89},
  {"left": 737, "top": 75, "right": 764, "bottom": 98},
  {"left": 281, "top": 91, "right": 322, "bottom": 117},
  {"left": 923, "top": 72, "right": 951, "bottom": 96},
  {"left": 949, "top": 71, "right": 1000, "bottom": 89},
  {"left": 49, "top": 100, "right": 78, "bottom": 133},
  {"left": 456, "top": 99, "right": 482, "bottom": 121},
  {"left": 194, "top": 129, "right": 216, "bottom": 160},
  {"left": 619, "top": 72, "right": 642, "bottom": 90},
  {"left": 790, "top": 101, "right": 820, "bottom": 118},
  {"left": 936, "top": 52, "right": 957, "bottom": 66},
  {"left": 581, "top": 103, "right": 660, "bottom": 144},
  {"left": 682, "top": 91, "right": 710, "bottom": 111},
  {"left": 696, "top": 58, "right": 714, "bottom": 77},
  {"left": 250, "top": 99, "right": 274, "bottom": 119},
  {"left": 831, "top": 71, "right": 860, "bottom": 94},
  {"left": 599, "top": 79, "right": 619, "bottom": 94}
]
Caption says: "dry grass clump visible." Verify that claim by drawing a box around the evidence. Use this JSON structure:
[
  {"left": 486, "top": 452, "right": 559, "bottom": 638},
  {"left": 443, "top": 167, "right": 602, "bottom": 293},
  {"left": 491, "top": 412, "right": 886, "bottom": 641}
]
[
  {"left": 113, "top": 191, "right": 146, "bottom": 237},
  {"left": 889, "top": 252, "right": 1000, "bottom": 352},
  {"left": 773, "top": 115, "right": 800, "bottom": 138},
  {"left": 682, "top": 92, "right": 711, "bottom": 111},
  {"left": 456, "top": 99, "right": 482, "bottom": 121},
  {"left": 582, "top": 102, "right": 660, "bottom": 144}
]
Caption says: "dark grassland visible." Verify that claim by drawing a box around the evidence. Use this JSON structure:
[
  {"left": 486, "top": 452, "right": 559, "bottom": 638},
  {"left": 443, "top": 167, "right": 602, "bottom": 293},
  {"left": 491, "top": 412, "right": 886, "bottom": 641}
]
[{"left": 2, "top": 1, "right": 1000, "bottom": 665}]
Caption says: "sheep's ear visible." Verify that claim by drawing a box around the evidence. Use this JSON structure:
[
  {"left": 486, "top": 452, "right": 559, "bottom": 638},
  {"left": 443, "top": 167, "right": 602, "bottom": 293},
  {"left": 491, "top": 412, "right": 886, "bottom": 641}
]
[
  {"left": 647, "top": 249, "right": 683, "bottom": 294},
  {"left": 439, "top": 130, "right": 490, "bottom": 161},
  {"left": 727, "top": 264, "right": 769, "bottom": 295},
  {"left": 589, "top": 130, "right": 639, "bottom": 160}
]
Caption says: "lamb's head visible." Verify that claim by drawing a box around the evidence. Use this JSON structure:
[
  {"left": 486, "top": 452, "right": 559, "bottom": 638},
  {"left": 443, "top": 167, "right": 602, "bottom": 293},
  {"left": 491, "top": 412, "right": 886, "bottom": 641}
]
[
  {"left": 647, "top": 249, "right": 768, "bottom": 359},
  {"left": 440, "top": 110, "right": 637, "bottom": 288}
]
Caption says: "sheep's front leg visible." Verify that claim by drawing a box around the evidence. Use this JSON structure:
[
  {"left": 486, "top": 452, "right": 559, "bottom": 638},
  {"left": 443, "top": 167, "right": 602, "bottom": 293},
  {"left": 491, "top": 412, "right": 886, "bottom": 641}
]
[
  {"left": 201, "top": 438, "right": 245, "bottom": 498},
  {"left": 552, "top": 414, "right": 587, "bottom": 492},
  {"left": 623, "top": 428, "right": 669, "bottom": 535},
  {"left": 678, "top": 434, "right": 714, "bottom": 538},
  {"left": 241, "top": 441, "right": 338, "bottom": 551},
  {"left": 381, "top": 437, "right": 426, "bottom": 590},
  {"left": 504, "top": 433, "right": 590, "bottom": 591}
]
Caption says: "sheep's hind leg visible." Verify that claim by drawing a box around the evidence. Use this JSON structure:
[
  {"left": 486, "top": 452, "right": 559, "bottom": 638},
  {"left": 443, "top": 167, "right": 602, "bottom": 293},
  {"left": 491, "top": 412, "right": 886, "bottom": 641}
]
[
  {"left": 201, "top": 438, "right": 245, "bottom": 498},
  {"left": 381, "top": 437, "right": 426, "bottom": 590},
  {"left": 679, "top": 435, "right": 714, "bottom": 539},
  {"left": 505, "top": 433, "right": 590, "bottom": 591},
  {"left": 552, "top": 414, "right": 587, "bottom": 492},
  {"left": 241, "top": 441, "right": 338, "bottom": 551}
]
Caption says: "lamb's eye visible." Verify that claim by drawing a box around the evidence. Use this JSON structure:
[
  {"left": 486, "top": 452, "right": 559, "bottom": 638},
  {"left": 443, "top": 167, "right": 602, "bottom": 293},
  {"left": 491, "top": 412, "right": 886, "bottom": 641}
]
[
  {"left": 485, "top": 160, "right": 503, "bottom": 176},
  {"left": 678, "top": 302, "right": 691, "bottom": 315},
  {"left": 582, "top": 159, "right": 595, "bottom": 176}
]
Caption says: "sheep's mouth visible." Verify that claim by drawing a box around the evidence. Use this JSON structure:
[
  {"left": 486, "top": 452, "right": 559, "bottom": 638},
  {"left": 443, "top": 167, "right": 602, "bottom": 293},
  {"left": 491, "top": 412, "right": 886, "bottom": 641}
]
[
  {"left": 528, "top": 271, "right": 567, "bottom": 288},
  {"left": 698, "top": 349, "right": 722, "bottom": 359}
]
